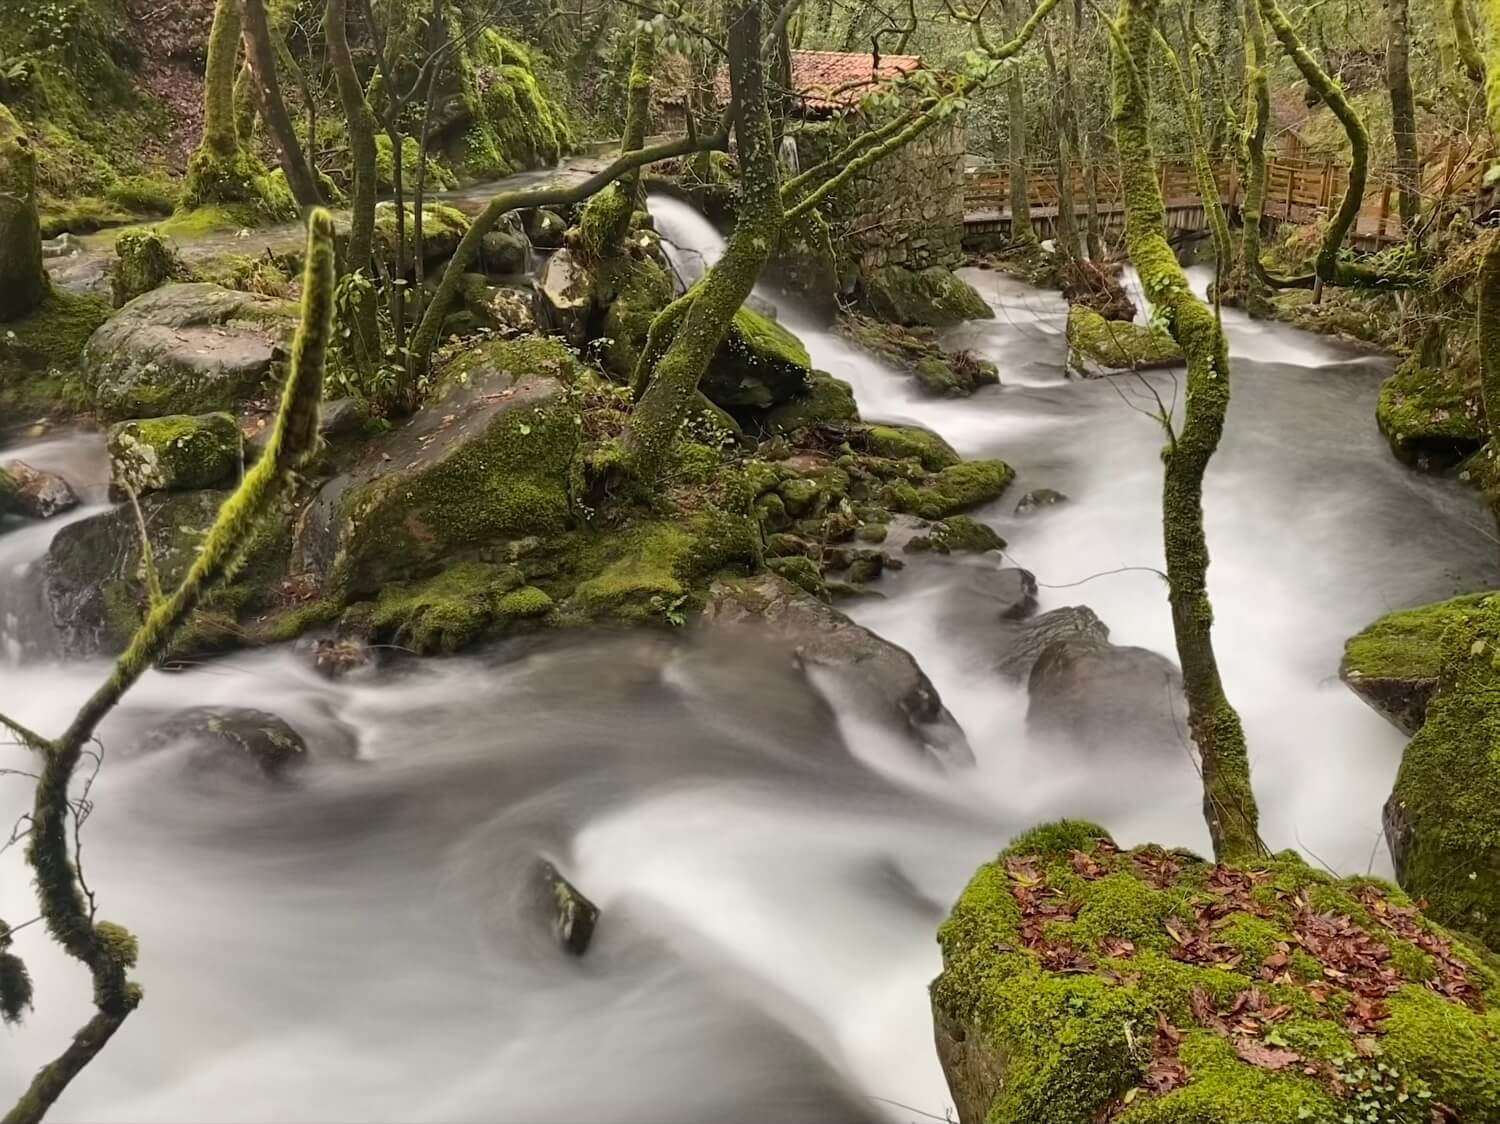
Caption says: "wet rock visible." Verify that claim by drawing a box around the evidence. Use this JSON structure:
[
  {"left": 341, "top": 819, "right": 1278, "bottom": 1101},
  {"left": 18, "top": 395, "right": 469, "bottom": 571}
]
[
  {"left": 42, "top": 232, "right": 83, "bottom": 259},
  {"left": 523, "top": 207, "right": 567, "bottom": 248},
  {"left": 938, "top": 568, "right": 1039, "bottom": 635},
  {"left": 993, "top": 605, "right": 1110, "bottom": 680},
  {"left": 107, "top": 412, "right": 242, "bottom": 495},
  {"left": 298, "top": 337, "right": 581, "bottom": 593},
  {"left": 536, "top": 248, "right": 594, "bottom": 345},
  {"left": 1026, "top": 623, "right": 1186, "bottom": 753},
  {"left": 700, "top": 307, "right": 812, "bottom": 410},
  {"left": 478, "top": 214, "right": 532, "bottom": 276},
  {"left": 703, "top": 573, "right": 973, "bottom": 767},
  {"left": 862, "top": 265, "right": 992, "bottom": 327},
  {"left": 371, "top": 202, "right": 470, "bottom": 272},
  {"left": 133, "top": 706, "right": 308, "bottom": 781},
  {"left": 310, "top": 635, "right": 374, "bottom": 679},
  {"left": 1015, "top": 488, "right": 1069, "bottom": 515},
  {"left": 1376, "top": 357, "right": 1484, "bottom": 472},
  {"left": 485, "top": 286, "right": 538, "bottom": 337},
  {"left": 318, "top": 397, "right": 371, "bottom": 442},
  {"left": 1066, "top": 305, "right": 1182, "bottom": 376},
  {"left": 0, "top": 461, "right": 78, "bottom": 519},
  {"left": 83, "top": 283, "right": 296, "bottom": 420},
  {"left": 838, "top": 312, "right": 997, "bottom": 397},
  {"left": 533, "top": 859, "right": 600, "bottom": 956},
  {"left": 763, "top": 371, "right": 858, "bottom": 434}
]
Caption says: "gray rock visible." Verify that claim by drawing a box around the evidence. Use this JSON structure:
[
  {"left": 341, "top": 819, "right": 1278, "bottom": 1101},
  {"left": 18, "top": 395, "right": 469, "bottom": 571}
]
[
  {"left": 83, "top": 283, "right": 296, "bottom": 420},
  {"left": 703, "top": 573, "right": 973, "bottom": 767},
  {"left": 1015, "top": 488, "right": 1069, "bottom": 515},
  {"left": 486, "top": 286, "right": 538, "bottom": 337},
  {"left": 318, "top": 397, "right": 371, "bottom": 442},
  {"left": 1344, "top": 675, "right": 1435, "bottom": 738},
  {"left": 533, "top": 859, "right": 600, "bottom": 956},
  {"left": 1025, "top": 621, "right": 1187, "bottom": 754},
  {"left": 42, "top": 232, "right": 83, "bottom": 259},
  {"left": 938, "top": 567, "right": 1039, "bottom": 631},
  {"left": 535, "top": 248, "right": 593, "bottom": 346},
  {"left": 106, "top": 412, "right": 242, "bottom": 495},
  {"left": 524, "top": 207, "right": 567, "bottom": 248},
  {"left": 479, "top": 215, "right": 532, "bottom": 276},
  {"left": 1383, "top": 791, "right": 1414, "bottom": 884},
  {"left": 993, "top": 605, "right": 1109, "bottom": 680},
  {"left": 1, "top": 461, "right": 79, "bottom": 519},
  {"left": 133, "top": 706, "right": 308, "bottom": 782}
]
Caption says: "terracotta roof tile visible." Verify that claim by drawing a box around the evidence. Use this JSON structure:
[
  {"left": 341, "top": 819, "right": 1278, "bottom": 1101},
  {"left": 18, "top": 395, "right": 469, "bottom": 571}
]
[{"left": 691, "top": 49, "right": 922, "bottom": 113}]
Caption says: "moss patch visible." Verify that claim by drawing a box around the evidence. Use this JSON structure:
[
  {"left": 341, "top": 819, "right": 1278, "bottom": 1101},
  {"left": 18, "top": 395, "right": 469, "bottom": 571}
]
[
  {"left": 106, "top": 412, "right": 242, "bottom": 494},
  {"left": 932, "top": 823, "right": 1500, "bottom": 1124},
  {"left": 884, "top": 459, "right": 1014, "bottom": 519},
  {"left": 1376, "top": 357, "right": 1486, "bottom": 471},
  {"left": 837, "top": 311, "right": 998, "bottom": 396},
  {"left": 863, "top": 265, "right": 992, "bottom": 327},
  {"left": 1067, "top": 305, "right": 1184, "bottom": 373}
]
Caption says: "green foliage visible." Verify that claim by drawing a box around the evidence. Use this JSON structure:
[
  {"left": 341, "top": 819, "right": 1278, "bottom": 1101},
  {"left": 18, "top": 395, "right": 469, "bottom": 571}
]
[
  {"left": 448, "top": 28, "right": 573, "bottom": 180},
  {"left": 1342, "top": 594, "right": 1494, "bottom": 682}
]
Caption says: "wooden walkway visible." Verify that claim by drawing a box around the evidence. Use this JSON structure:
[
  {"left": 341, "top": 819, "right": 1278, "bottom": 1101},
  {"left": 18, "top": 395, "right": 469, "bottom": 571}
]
[{"left": 963, "top": 154, "right": 1486, "bottom": 247}]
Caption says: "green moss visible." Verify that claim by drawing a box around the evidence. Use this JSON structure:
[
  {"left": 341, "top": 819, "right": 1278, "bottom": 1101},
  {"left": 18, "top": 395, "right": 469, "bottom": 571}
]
[
  {"left": 111, "top": 228, "right": 184, "bottom": 307},
  {"left": 151, "top": 204, "right": 264, "bottom": 240},
  {"left": 107, "top": 412, "right": 242, "bottom": 494},
  {"left": 932, "top": 515, "right": 1004, "bottom": 553},
  {"left": 1342, "top": 593, "right": 1492, "bottom": 681},
  {"left": 767, "top": 554, "right": 826, "bottom": 597},
  {"left": 104, "top": 174, "right": 177, "bottom": 215},
  {"left": 373, "top": 133, "right": 455, "bottom": 194},
  {"left": 699, "top": 306, "right": 814, "bottom": 410},
  {"left": 370, "top": 561, "right": 525, "bottom": 654},
  {"left": 863, "top": 424, "right": 961, "bottom": 471},
  {"left": 599, "top": 257, "right": 674, "bottom": 379},
  {"left": 837, "top": 310, "right": 997, "bottom": 397},
  {"left": 933, "top": 822, "right": 1500, "bottom": 1124},
  {"left": 1388, "top": 594, "right": 1500, "bottom": 946},
  {"left": 497, "top": 585, "right": 553, "bottom": 619},
  {"left": 0, "top": 288, "right": 108, "bottom": 377},
  {"left": 885, "top": 459, "right": 1014, "bottom": 519},
  {"left": 1376, "top": 357, "right": 1485, "bottom": 468},
  {"left": 863, "top": 265, "right": 993, "bottom": 328},
  {"left": 447, "top": 29, "right": 572, "bottom": 181},
  {"left": 1067, "top": 305, "right": 1184, "bottom": 372}
]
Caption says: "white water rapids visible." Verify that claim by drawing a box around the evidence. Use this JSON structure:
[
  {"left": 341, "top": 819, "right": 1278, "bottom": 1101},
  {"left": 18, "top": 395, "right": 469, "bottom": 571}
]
[{"left": 1, "top": 197, "right": 1496, "bottom": 1121}]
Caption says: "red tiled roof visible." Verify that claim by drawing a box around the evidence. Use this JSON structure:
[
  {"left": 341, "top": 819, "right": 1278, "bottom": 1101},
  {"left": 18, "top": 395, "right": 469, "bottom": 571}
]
[{"left": 701, "top": 49, "right": 922, "bottom": 113}]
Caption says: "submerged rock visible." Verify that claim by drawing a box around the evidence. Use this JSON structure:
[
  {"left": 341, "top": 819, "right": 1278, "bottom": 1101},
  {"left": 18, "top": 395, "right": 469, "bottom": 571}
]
[
  {"left": 937, "top": 568, "right": 1039, "bottom": 631},
  {"left": 932, "top": 820, "right": 1500, "bottom": 1124},
  {"left": 703, "top": 573, "right": 973, "bottom": 766},
  {"left": 1026, "top": 629, "right": 1186, "bottom": 754},
  {"left": 1015, "top": 488, "right": 1068, "bottom": 515},
  {"left": 83, "top": 283, "right": 296, "bottom": 420},
  {"left": 0, "top": 461, "right": 78, "bottom": 519},
  {"left": 992, "top": 604, "right": 1110, "bottom": 680},
  {"left": 107, "top": 412, "right": 242, "bottom": 495},
  {"left": 533, "top": 859, "right": 600, "bottom": 956},
  {"left": 862, "top": 265, "right": 992, "bottom": 328},
  {"left": 1066, "top": 305, "right": 1182, "bottom": 376},
  {"left": 1381, "top": 593, "right": 1500, "bottom": 947},
  {"left": 133, "top": 706, "right": 307, "bottom": 781}
]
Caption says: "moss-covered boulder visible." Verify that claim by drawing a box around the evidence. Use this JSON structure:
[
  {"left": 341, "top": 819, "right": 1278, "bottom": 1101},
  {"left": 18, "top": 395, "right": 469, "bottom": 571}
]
[
  {"left": 301, "top": 337, "right": 583, "bottom": 594},
  {"left": 863, "top": 265, "right": 992, "bottom": 328},
  {"left": 762, "top": 371, "right": 859, "bottom": 434},
  {"left": 701, "top": 306, "right": 813, "bottom": 409},
  {"left": 369, "top": 562, "right": 553, "bottom": 654},
  {"left": 1067, "top": 305, "right": 1183, "bottom": 375},
  {"left": 83, "top": 283, "right": 297, "bottom": 420},
  {"left": 110, "top": 229, "right": 186, "bottom": 308},
  {"left": 134, "top": 706, "right": 308, "bottom": 782},
  {"left": 0, "top": 102, "right": 47, "bottom": 321},
  {"left": 1376, "top": 358, "right": 1485, "bottom": 471},
  {"left": 932, "top": 821, "right": 1500, "bottom": 1124},
  {"left": 598, "top": 256, "right": 674, "bottom": 378},
  {"left": 1384, "top": 594, "right": 1500, "bottom": 948},
  {"left": 1341, "top": 593, "right": 1491, "bottom": 735},
  {"left": 860, "top": 423, "right": 961, "bottom": 471},
  {"left": 837, "top": 312, "right": 998, "bottom": 397},
  {"left": 439, "top": 30, "right": 572, "bottom": 180},
  {"left": 884, "top": 459, "right": 1015, "bottom": 519},
  {"left": 370, "top": 202, "right": 470, "bottom": 274},
  {"left": 107, "top": 412, "right": 242, "bottom": 495}
]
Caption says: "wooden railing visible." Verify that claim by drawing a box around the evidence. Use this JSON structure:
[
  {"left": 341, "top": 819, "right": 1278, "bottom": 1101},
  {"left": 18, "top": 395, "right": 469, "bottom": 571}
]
[{"left": 963, "top": 153, "right": 1486, "bottom": 243}]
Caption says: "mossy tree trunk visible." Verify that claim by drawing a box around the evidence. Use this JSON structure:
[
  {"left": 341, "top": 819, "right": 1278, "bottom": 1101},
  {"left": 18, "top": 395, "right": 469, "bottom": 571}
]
[
  {"left": 1474, "top": 0, "right": 1500, "bottom": 460},
  {"left": 326, "top": 0, "right": 381, "bottom": 371},
  {"left": 1158, "top": 29, "right": 1232, "bottom": 273},
  {"left": 1109, "top": 0, "right": 1263, "bottom": 863},
  {"left": 578, "top": 24, "right": 656, "bottom": 261},
  {"left": 0, "top": 209, "right": 336, "bottom": 1124},
  {"left": 1004, "top": 62, "right": 1036, "bottom": 245},
  {"left": 1233, "top": 0, "right": 1271, "bottom": 314},
  {"left": 182, "top": 0, "right": 260, "bottom": 209},
  {"left": 1386, "top": 0, "right": 1420, "bottom": 230},
  {"left": 242, "top": 0, "right": 324, "bottom": 208},
  {"left": 1454, "top": 0, "right": 1487, "bottom": 84},
  {"left": 0, "top": 103, "right": 47, "bottom": 322},
  {"left": 620, "top": 0, "right": 783, "bottom": 483},
  {"left": 1043, "top": 30, "right": 1082, "bottom": 260}
]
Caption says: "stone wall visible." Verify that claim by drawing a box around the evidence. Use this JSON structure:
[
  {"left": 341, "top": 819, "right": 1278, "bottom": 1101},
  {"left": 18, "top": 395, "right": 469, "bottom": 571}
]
[{"left": 794, "top": 116, "right": 966, "bottom": 278}]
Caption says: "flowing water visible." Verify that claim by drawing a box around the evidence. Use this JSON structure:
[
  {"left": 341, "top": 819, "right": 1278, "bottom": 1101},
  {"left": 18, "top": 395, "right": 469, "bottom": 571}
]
[{"left": 2, "top": 198, "right": 1497, "bottom": 1122}]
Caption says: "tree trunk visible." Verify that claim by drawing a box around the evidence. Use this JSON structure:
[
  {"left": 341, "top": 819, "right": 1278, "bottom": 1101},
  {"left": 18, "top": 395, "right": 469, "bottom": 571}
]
[
  {"left": 1452, "top": 0, "right": 1486, "bottom": 85},
  {"left": 621, "top": 0, "right": 783, "bottom": 483},
  {"left": 1005, "top": 64, "right": 1036, "bottom": 244},
  {"left": 233, "top": 60, "right": 258, "bottom": 145},
  {"left": 242, "top": 0, "right": 324, "bottom": 207},
  {"left": 1043, "top": 34, "right": 1081, "bottom": 259},
  {"left": 181, "top": 0, "right": 257, "bottom": 208},
  {"left": 1110, "top": 0, "right": 1262, "bottom": 864},
  {"left": 1387, "top": 0, "right": 1420, "bottom": 230},
  {"left": 578, "top": 24, "right": 656, "bottom": 260},
  {"left": 326, "top": 0, "right": 381, "bottom": 370},
  {"left": 1237, "top": 0, "right": 1271, "bottom": 314},
  {"left": 1159, "top": 30, "right": 1231, "bottom": 272},
  {"left": 0, "top": 104, "right": 47, "bottom": 321}
]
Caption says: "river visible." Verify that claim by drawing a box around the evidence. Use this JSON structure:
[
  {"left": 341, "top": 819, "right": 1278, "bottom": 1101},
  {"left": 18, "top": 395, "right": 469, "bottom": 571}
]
[{"left": 1, "top": 195, "right": 1495, "bottom": 1122}]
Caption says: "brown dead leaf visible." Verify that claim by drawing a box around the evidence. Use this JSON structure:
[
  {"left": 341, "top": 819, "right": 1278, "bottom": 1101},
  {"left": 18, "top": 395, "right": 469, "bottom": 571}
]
[{"left": 1233, "top": 1039, "right": 1303, "bottom": 1070}]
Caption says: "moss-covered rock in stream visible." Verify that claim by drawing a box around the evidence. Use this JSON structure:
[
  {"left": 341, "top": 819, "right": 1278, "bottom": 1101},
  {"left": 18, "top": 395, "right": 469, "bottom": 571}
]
[
  {"left": 439, "top": 29, "right": 572, "bottom": 181},
  {"left": 859, "top": 424, "right": 961, "bottom": 471},
  {"left": 862, "top": 265, "right": 992, "bottom": 328},
  {"left": 883, "top": 459, "right": 1015, "bottom": 520},
  {"left": 1341, "top": 593, "right": 1492, "bottom": 735},
  {"left": 369, "top": 562, "right": 552, "bottom": 654},
  {"left": 761, "top": 372, "right": 859, "bottom": 435},
  {"left": 932, "top": 821, "right": 1500, "bottom": 1124},
  {"left": 83, "top": 282, "right": 298, "bottom": 419},
  {"left": 0, "top": 101, "right": 48, "bottom": 321},
  {"left": 1376, "top": 358, "right": 1485, "bottom": 471},
  {"left": 1383, "top": 594, "right": 1500, "bottom": 949},
  {"left": 107, "top": 411, "right": 242, "bottom": 495},
  {"left": 110, "top": 228, "right": 187, "bottom": 308},
  {"left": 837, "top": 312, "right": 998, "bottom": 397},
  {"left": 1066, "top": 305, "right": 1183, "bottom": 375},
  {"left": 700, "top": 306, "right": 814, "bottom": 410},
  {"left": 370, "top": 202, "right": 470, "bottom": 274}
]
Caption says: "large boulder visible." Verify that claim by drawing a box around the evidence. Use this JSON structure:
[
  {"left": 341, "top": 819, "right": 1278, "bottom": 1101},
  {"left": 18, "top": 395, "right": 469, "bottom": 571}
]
[
  {"left": 1376, "top": 357, "right": 1485, "bottom": 471},
  {"left": 0, "top": 103, "right": 47, "bottom": 321},
  {"left": 132, "top": 706, "right": 308, "bottom": 782},
  {"left": 862, "top": 265, "right": 992, "bottom": 328},
  {"left": 702, "top": 573, "right": 973, "bottom": 766},
  {"left": 107, "top": 412, "right": 242, "bottom": 495},
  {"left": 1025, "top": 628, "right": 1186, "bottom": 753},
  {"left": 1340, "top": 593, "right": 1489, "bottom": 735},
  {"left": 299, "top": 337, "right": 583, "bottom": 594},
  {"left": 0, "top": 461, "right": 78, "bottom": 519},
  {"left": 370, "top": 202, "right": 471, "bottom": 273},
  {"left": 1066, "top": 305, "right": 1183, "bottom": 376},
  {"left": 993, "top": 605, "right": 1109, "bottom": 680},
  {"left": 932, "top": 820, "right": 1500, "bottom": 1124},
  {"left": 536, "top": 247, "right": 594, "bottom": 346},
  {"left": 83, "top": 283, "right": 296, "bottom": 420},
  {"left": 1382, "top": 593, "right": 1500, "bottom": 947},
  {"left": 762, "top": 371, "right": 859, "bottom": 435},
  {"left": 701, "top": 306, "right": 813, "bottom": 410}
]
